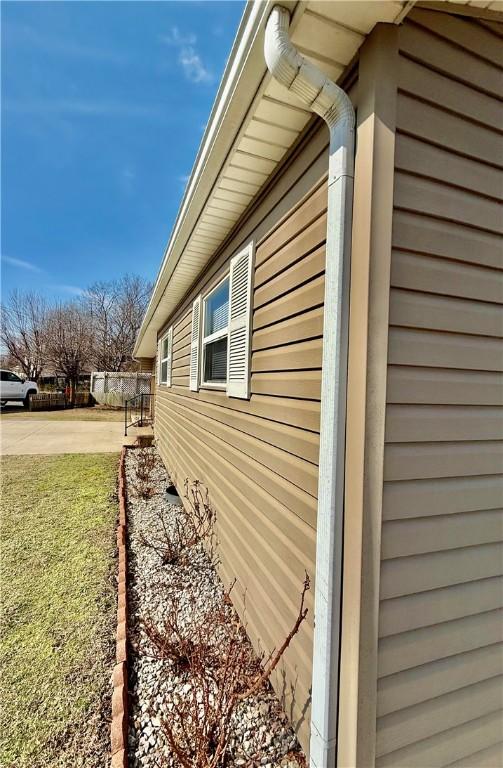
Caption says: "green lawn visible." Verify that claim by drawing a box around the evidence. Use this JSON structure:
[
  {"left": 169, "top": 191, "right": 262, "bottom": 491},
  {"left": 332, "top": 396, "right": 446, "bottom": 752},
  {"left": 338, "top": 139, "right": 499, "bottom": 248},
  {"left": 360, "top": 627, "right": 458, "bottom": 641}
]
[
  {"left": 0, "top": 406, "right": 124, "bottom": 421},
  {"left": 0, "top": 453, "right": 118, "bottom": 768}
]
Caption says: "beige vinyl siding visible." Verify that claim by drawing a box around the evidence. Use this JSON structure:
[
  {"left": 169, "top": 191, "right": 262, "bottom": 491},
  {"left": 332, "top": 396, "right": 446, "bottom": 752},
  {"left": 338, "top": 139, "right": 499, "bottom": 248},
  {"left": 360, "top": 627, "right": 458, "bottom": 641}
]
[
  {"left": 376, "top": 10, "right": 503, "bottom": 767},
  {"left": 154, "top": 124, "right": 331, "bottom": 750},
  {"left": 136, "top": 357, "right": 155, "bottom": 373}
]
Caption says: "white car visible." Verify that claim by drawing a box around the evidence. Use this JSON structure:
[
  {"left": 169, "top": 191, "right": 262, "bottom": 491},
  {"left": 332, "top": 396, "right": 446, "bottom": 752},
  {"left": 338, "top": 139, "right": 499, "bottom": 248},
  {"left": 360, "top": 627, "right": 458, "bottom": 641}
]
[{"left": 0, "top": 370, "right": 38, "bottom": 408}]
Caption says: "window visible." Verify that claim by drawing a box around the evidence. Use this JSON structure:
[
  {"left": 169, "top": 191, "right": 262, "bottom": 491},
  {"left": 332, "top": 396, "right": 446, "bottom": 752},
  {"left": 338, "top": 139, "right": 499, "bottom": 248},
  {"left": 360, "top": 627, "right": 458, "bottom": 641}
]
[
  {"left": 189, "top": 242, "right": 253, "bottom": 396},
  {"left": 158, "top": 328, "right": 172, "bottom": 386},
  {"left": 0, "top": 371, "right": 21, "bottom": 382},
  {"left": 202, "top": 277, "right": 229, "bottom": 385}
]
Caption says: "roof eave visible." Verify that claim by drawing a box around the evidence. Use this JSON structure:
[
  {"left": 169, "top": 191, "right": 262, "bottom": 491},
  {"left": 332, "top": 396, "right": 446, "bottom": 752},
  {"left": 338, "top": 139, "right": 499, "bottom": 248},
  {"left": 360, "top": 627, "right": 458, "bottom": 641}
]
[{"left": 134, "top": 0, "right": 297, "bottom": 358}]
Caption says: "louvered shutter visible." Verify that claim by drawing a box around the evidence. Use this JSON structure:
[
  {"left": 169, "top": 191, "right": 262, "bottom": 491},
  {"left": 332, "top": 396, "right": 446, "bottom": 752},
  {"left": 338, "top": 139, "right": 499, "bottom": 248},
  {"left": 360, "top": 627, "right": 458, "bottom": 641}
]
[
  {"left": 227, "top": 243, "right": 254, "bottom": 399},
  {"left": 190, "top": 296, "right": 201, "bottom": 391},
  {"left": 166, "top": 326, "right": 173, "bottom": 387}
]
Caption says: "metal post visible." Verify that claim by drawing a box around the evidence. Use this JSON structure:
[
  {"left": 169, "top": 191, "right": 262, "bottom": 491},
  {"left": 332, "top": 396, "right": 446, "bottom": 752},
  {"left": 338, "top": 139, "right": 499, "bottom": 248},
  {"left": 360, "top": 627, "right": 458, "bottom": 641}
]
[
  {"left": 140, "top": 394, "right": 144, "bottom": 427},
  {"left": 124, "top": 398, "right": 128, "bottom": 437}
]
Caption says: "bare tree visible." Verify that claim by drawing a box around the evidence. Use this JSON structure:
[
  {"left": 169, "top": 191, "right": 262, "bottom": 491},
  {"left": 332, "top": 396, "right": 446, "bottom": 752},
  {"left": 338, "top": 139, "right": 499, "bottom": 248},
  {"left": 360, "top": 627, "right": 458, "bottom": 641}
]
[
  {"left": 0, "top": 274, "right": 152, "bottom": 387},
  {"left": 84, "top": 274, "right": 152, "bottom": 371},
  {"left": 44, "top": 302, "right": 93, "bottom": 399},
  {"left": 0, "top": 290, "right": 48, "bottom": 381},
  {"left": 0, "top": 351, "right": 19, "bottom": 371}
]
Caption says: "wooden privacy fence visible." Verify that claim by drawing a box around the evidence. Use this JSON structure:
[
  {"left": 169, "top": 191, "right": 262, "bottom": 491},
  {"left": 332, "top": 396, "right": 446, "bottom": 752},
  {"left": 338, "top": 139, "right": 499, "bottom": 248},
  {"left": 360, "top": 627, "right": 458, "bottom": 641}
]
[
  {"left": 29, "top": 392, "right": 91, "bottom": 411},
  {"left": 74, "top": 392, "right": 91, "bottom": 407},
  {"left": 29, "top": 393, "right": 66, "bottom": 411},
  {"left": 90, "top": 372, "right": 153, "bottom": 407}
]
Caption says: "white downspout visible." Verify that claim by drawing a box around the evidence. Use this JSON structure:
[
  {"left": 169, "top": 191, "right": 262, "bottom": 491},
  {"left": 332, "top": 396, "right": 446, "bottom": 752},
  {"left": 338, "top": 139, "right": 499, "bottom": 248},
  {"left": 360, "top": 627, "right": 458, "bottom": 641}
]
[{"left": 264, "top": 7, "right": 355, "bottom": 768}]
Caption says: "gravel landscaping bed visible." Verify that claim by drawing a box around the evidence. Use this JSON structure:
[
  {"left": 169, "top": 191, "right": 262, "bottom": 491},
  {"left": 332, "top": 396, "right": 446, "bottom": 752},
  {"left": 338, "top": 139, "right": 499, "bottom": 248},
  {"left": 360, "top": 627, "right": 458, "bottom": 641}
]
[{"left": 125, "top": 447, "right": 306, "bottom": 768}]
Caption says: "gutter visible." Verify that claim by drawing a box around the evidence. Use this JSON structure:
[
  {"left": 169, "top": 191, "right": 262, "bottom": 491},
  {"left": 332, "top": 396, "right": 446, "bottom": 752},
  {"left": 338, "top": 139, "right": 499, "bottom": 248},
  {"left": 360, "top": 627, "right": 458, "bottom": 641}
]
[{"left": 264, "top": 7, "right": 355, "bottom": 767}]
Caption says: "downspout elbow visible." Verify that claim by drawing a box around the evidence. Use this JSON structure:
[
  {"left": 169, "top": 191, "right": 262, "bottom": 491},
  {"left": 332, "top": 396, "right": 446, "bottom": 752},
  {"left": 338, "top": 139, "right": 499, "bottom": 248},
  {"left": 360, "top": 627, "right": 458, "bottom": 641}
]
[{"left": 264, "top": 5, "right": 355, "bottom": 146}]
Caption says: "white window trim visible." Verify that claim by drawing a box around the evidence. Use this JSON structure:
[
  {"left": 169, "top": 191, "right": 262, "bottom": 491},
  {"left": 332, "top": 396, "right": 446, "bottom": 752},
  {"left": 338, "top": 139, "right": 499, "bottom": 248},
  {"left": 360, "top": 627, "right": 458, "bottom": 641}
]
[
  {"left": 201, "top": 274, "right": 229, "bottom": 390},
  {"left": 158, "top": 327, "right": 172, "bottom": 386}
]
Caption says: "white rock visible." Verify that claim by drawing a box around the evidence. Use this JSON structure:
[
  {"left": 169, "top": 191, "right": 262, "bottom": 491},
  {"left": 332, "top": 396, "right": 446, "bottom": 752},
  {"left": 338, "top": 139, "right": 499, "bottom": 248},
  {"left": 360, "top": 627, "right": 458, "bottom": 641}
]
[{"left": 125, "top": 447, "right": 304, "bottom": 768}]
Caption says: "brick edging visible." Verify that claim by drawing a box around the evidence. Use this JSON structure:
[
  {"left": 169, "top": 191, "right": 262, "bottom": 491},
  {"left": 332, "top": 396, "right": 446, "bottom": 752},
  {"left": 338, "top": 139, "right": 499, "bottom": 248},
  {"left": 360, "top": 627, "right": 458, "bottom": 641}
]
[{"left": 111, "top": 446, "right": 129, "bottom": 768}]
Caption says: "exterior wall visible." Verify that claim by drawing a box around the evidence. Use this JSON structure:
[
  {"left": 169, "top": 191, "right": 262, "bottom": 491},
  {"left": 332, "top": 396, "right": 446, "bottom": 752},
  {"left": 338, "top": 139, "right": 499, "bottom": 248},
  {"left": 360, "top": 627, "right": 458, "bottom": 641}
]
[
  {"left": 136, "top": 358, "right": 154, "bottom": 373},
  {"left": 376, "top": 10, "right": 503, "bottom": 767},
  {"left": 154, "top": 121, "right": 334, "bottom": 751}
]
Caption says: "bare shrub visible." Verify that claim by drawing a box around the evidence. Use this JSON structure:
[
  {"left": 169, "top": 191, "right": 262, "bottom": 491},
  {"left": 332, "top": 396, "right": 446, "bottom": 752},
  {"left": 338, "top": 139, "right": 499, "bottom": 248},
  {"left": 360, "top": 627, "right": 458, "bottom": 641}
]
[
  {"left": 131, "top": 448, "right": 157, "bottom": 500},
  {"left": 139, "top": 510, "right": 182, "bottom": 565},
  {"left": 139, "top": 580, "right": 237, "bottom": 670},
  {"left": 156, "top": 574, "right": 310, "bottom": 768},
  {"left": 140, "top": 479, "right": 217, "bottom": 566},
  {"left": 182, "top": 480, "right": 216, "bottom": 550},
  {"left": 133, "top": 468, "right": 309, "bottom": 766},
  {"left": 140, "top": 592, "right": 202, "bottom": 673}
]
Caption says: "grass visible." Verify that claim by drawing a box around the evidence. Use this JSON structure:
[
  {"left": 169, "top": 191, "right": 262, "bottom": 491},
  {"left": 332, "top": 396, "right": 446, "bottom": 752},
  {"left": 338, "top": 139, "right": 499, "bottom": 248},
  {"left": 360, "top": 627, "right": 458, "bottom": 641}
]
[
  {"left": 0, "top": 453, "right": 119, "bottom": 767},
  {"left": 0, "top": 406, "right": 124, "bottom": 421}
]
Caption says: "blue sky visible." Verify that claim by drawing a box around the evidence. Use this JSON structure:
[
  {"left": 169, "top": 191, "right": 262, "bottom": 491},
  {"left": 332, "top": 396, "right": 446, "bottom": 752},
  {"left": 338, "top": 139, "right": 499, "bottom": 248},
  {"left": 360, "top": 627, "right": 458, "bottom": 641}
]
[{"left": 1, "top": 0, "right": 245, "bottom": 301}]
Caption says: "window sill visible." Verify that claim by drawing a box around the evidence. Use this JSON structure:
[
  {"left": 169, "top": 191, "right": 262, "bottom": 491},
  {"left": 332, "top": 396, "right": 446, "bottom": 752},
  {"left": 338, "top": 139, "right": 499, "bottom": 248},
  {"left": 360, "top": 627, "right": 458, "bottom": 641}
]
[{"left": 200, "top": 382, "right": 227, "bottom": 391}]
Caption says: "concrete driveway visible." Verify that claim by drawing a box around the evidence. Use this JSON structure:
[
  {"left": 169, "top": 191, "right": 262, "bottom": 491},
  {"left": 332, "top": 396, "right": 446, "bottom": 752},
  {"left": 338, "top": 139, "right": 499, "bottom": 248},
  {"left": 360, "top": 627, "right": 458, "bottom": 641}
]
[{"left": 0, "top": 419, "right": 135, "bottom": 455}]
